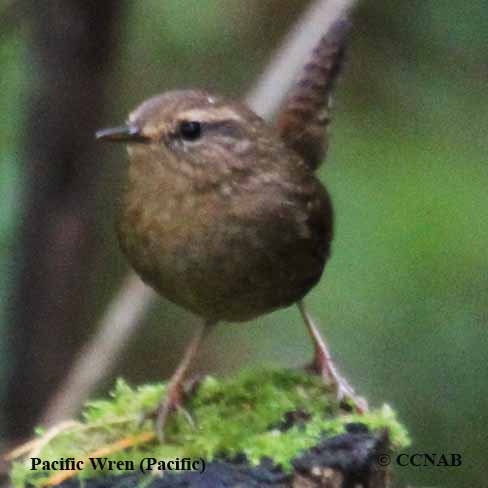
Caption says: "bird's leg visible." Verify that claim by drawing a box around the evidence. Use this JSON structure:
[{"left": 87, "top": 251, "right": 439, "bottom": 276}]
[
  {"left": 297, "top": 301, "right": 368, "bottom": 413},
  {"left": 155, "top": 320, "right": 214, "bottom": 441}
]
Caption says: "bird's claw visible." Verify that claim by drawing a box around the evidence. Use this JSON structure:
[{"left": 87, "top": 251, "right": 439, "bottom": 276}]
[
  {"left": 154, "top": 375, "right": 206, "bottom": 442},
  {"left": 305, "top": 359, "right": 368, "bottom": 414},
  {"left": 335, "top": 380, "right": 368, "bottom": 414}
]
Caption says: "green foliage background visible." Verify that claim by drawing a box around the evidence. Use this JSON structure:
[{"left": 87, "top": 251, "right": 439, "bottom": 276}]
[{"left": 1, "top": 1, "right": 487, "bottom": 487}]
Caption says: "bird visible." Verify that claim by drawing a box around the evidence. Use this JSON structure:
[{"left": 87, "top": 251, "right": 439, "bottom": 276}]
[{"left": 96, "top": 18, "right": 365, "bottom": 440}]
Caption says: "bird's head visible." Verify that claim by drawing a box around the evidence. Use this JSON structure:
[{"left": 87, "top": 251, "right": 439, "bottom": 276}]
[{"left": 96, "top": 90, "right": 278, "bottom": 189}]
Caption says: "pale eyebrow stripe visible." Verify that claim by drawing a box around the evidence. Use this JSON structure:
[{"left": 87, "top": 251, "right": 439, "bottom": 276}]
[
  {"left": 178, "top": 107, "right": 244, "bottom": 123},
  {"left": 199, "top": 119, "right": 244, "bottom": 139}
]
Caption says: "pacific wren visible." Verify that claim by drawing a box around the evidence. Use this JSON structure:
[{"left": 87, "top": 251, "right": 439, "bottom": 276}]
[{"left": 97, "top": 19, "right": 365, "bottom": 439}]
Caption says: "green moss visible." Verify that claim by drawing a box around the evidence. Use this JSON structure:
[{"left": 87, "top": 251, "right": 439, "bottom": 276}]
[{"left": 11, "top": 368, "right": 409, "bottom": 487}]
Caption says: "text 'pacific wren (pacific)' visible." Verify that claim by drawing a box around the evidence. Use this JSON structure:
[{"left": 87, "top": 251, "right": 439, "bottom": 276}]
[{"left": 96, "top": 18, "right": 365, "bottom": 440}]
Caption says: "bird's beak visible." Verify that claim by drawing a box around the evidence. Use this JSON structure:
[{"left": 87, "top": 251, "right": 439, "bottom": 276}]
[{"left": 95, "top": 125, "right": 148, "bottom": 143}]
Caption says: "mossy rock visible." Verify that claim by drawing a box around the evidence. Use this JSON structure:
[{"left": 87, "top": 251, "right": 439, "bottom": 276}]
[{"left": 10, "top": 368, "right": 409, "bottom": 487}]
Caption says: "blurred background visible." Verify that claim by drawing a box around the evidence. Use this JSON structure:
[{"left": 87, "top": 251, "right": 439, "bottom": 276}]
[{"left": 1, "top": 1, "right": 487, "bottom": 486}]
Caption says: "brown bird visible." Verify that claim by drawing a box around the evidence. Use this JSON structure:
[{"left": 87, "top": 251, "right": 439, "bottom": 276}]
[{"left": 96, "top": 19, "right": 365, "bottom": 439}]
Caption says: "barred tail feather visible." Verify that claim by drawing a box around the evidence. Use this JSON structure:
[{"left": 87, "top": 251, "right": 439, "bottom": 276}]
[{"left": 276, "top": 18, "right": 351, "bottom": 170}]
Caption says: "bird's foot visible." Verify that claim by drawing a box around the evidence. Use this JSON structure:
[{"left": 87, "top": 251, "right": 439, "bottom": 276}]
[
  {"left": 154, "top": 381, "right": 186, "bottom": 442},
  {"left": 139, "top": 376, "right": 203, "bottom": 442},
  {"left": 297, "top": 302, "right": 368, "bottom": 414},
  {"left": 306, "top": 353, "right": 368, "bottom": 414},
  {"left": 156, "top": 375, "right": 207, "bottom": 441}
]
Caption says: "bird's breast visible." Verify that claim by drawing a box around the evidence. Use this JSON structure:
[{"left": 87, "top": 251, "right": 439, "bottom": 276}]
[{"left": 117, "top": 171, "right": 330, "bottom": 322}]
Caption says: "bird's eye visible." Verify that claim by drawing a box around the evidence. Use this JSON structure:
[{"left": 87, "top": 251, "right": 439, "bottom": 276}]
[{"left": 178, "top": 121, "right": 201, "bottom": 141}]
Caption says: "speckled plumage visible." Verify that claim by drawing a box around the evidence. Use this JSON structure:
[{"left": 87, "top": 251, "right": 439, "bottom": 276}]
[
  {"left": 116, "top": 91, "right": 333, "bottom": 322},
  {"left": 97, "top": 19, "right": 366, "bottom": 436}
]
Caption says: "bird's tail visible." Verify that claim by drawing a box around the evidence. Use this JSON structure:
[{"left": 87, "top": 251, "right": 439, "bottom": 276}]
[{"left": 276, "top": 18, "right": 351, "bottom": 170}]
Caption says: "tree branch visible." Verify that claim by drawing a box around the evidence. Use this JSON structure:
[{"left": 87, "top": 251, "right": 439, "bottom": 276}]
[{"left": 6, "top": 0, "right": 120, "bottom": 441}]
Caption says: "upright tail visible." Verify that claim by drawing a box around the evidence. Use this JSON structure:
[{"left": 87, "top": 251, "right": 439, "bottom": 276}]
[{"left": 276, "top": 18, "right": 351, "bottom": 170}]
